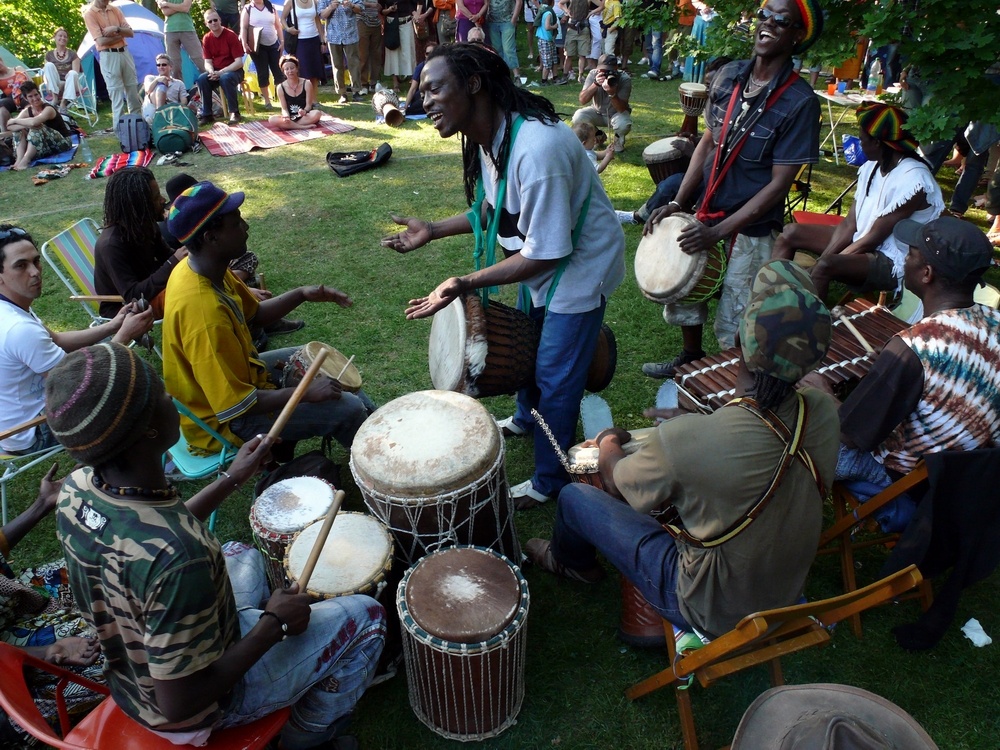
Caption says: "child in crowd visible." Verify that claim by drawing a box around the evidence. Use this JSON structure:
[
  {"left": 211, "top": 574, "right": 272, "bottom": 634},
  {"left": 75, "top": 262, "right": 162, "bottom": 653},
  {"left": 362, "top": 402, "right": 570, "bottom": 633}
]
[
  {"left": 573, "top": 121, "right": 613, "bottom": 174},
  {"left": 536, "top": 2, "right": 559, "bottom": 84}
]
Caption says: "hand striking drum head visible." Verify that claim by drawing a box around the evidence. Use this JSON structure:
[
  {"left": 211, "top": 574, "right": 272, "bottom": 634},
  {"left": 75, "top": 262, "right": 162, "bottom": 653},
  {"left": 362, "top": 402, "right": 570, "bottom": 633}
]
[{"left": 635, "top": 213, "right": 710, "bottom": 304}]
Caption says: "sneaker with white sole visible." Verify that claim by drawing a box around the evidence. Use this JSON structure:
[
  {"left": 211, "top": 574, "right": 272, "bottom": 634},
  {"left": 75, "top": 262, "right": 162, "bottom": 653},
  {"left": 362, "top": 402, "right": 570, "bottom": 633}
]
[
  {"left": 615, "top": 209, "right": 638, "bottom": 225},
  {"left": 496, "top": 416, "right": 527, "bottom": 437},
  {"left": 511, "top": 479, "right": 553, "bottom": 509}
]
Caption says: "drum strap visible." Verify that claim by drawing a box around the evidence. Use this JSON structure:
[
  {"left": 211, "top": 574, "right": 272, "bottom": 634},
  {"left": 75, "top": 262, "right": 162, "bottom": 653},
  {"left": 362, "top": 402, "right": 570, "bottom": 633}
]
[
  {"left": 697, "top": 69, "right": 799, "bottom": 225},
  {"left": 470, "top": 115, "right": 526, "bottom": 304},
  {"left": 661, "top": 392, "right": 826, "bottom": 549}
]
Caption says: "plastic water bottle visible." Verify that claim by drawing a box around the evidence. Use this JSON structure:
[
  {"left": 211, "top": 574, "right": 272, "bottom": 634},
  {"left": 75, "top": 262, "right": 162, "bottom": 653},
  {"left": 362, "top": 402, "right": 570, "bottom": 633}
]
[
  {"left": 866, "top": 59, "right": 881, "bottom": 97},
  {"left": 79, "top": 135, "right": 93, "bottom": 163}
]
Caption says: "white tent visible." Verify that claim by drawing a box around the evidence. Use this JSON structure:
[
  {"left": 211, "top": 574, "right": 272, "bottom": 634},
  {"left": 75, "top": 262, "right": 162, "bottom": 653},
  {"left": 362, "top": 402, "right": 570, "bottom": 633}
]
[{"left": 77, "top": 0, "right": 200, "bottom": 101}]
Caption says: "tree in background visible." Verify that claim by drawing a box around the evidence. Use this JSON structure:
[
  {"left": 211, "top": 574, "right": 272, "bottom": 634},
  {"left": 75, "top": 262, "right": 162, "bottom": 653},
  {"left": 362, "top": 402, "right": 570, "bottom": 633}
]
[{"left": 622, "top": 0, "right": 999, "bottom": 144}]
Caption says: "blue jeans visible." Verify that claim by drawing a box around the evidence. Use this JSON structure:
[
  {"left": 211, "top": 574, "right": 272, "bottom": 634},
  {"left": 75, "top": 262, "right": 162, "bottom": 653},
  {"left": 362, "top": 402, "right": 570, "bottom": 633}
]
[
  {"left": 486, "top": 21, "right": 519, "bottom": 71},
  {"left": 950, "top": 144, "right": 992, "bottom": 213},
  {"left": 511, "top": 299, "right": 605, "bottom": 497},
  {"left": 218, "top": 543, "right": 385, "bottom": 749},
  {"left": 6, "top": 416, "right": 58, "bottom": 456},
  {"left": 551, "top": 483, "right": 691, "bottom": 629},
  {"left": 835, "top": 444, "right": 916, "bottom": 533},
  {"left": 228, "top": 347, "right": 374, "bottom": 450},
  {"left": 648, "top": 29, "right": 663, "bottom": 74},
  {"left": 636, "top": 172, "right": 703, "bottom": 223},
  {"left": 197, "top": 69, "right": 244, "bottom": 116}
]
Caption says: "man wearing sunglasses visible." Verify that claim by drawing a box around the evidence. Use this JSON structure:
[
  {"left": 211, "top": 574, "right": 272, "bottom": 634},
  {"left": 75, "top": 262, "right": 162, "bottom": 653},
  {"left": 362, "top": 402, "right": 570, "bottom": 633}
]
[
  {"left": 640, "top": 0, "right": 823, "bottom": 379},
  {"left": 142, "top": 54, "right": 189, "bottom": 124},
  {"left": 198, "top": 9, "right": 246, "bottom": 124}
]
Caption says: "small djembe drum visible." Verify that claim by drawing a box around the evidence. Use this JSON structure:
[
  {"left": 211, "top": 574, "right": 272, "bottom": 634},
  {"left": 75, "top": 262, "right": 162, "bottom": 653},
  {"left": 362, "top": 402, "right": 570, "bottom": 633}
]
[
  {"left": 372, "top": 86, "right": 404, "bottom": 126},
  {"left": 678, "top": 82, "right": 709, "bottom": 135},
  {"left": 642, "top": 137, "right": 694, "bottom": 186}
]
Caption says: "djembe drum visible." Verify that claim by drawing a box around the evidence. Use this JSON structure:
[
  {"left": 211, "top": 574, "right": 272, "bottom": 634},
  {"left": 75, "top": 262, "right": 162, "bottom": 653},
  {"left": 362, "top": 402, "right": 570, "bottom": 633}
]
[
  {"left": 372, "top": 86, "right": 404, "bottom": 126},
  {"left": 635, "top": 213, "right": 727, "bottom": 306},
  {"left": 397, "top": 546, "right": 529, "bottom": 740},
  {"left": 350, "top": 390, "right": 520, "bottom": 566},
  {"left": 678, "top": 82, "right": 708, "bottom": 135},
  {"left": 642, "top": 137, "right": 694, "bottom": 185},
  {"left": 281, "top": 341, "right": 362, "bottom": 391}
]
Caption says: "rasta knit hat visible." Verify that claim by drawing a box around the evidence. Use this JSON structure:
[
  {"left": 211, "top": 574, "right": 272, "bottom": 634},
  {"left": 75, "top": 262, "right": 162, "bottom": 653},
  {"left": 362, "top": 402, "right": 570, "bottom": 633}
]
[
  {"left": 45, "top": 342, "right": 164, "bottom": 468},
  {"left": 856, "top": 102, "right": 919, "bottom": 154},
  {"left": 740, "top": 260, "right": 832, "bottom": 383},
  {"left": 761, "top": 0, "right": 824, "bottom": 54}
]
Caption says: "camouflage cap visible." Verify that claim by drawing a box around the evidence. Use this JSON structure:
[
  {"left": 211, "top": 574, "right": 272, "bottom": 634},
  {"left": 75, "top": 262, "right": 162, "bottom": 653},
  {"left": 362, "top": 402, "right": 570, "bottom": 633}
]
[{"left": 740, "top": 260, "right": 832, "bottom": 383}]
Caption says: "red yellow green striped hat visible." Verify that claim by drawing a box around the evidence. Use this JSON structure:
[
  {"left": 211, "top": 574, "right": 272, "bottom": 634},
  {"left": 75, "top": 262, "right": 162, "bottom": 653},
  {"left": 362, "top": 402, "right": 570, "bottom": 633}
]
[{"left": 856, "top": 102, "right": 920, "bottom": 154}]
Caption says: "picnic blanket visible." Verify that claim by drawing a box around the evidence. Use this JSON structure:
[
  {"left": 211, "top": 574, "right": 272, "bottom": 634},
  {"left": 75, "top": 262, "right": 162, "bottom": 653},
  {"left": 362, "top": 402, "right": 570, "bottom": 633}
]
[
  {"left": 200, "top": 116, "right": 355, "bottom": 157},
  {"left": 0, "top": 134, "right": 80, "bottom": 172},
  {"left": 87, "top": 149, "right": 156, "bottom": 179}
]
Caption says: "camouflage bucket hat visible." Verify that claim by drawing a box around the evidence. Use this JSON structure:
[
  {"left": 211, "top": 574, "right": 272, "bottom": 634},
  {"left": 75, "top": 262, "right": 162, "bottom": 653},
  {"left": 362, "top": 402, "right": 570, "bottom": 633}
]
[{"left": 740, "top": 260, "right": 832, "bottom": 383}]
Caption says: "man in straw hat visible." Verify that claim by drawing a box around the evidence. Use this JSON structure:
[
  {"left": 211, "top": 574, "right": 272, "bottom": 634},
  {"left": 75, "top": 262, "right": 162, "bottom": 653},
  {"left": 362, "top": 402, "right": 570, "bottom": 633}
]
[
  {"left": 639, "top": 0, "right": 823, "bottom": 380},
  {"left": 526, "top": 260, "right": 839, "bottom": 639},
  {"left": 773, "top": 102, "right": 944, "bottom": 300},
  {"left": 832, "top": 216, "right": 1000, "bottom": 527},
  {"left": 163, "top": 181, "right": 375, "bottom": 459},
  {"left": 47, "top": 342, "right": 384, "bottom": 749}
]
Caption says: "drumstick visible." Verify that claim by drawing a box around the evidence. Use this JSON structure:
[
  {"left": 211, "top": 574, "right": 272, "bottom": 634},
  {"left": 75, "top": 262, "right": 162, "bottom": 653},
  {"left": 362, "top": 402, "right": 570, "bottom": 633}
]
[
  {"left": 268, "top": 349, "right": 328, "bottom": 440},
  {"left": 837, "top": 312, "right": 875, "bottom": 354},
  {"left": 70, "top": 294, "right": 125, "bottom": 303},
  {"left": 335, "top": 355, "right": 355, "bottom": 381},
  {"left": 0, "top": 414, "right": 46, "bottom": 442},
  {"left": 296, "top": 489, "right": 346, "bottom": 590}
]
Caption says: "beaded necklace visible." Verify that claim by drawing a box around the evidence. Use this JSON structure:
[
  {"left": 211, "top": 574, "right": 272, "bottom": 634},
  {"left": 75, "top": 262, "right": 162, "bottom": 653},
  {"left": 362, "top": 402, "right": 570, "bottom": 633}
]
[{"left": 94, "top": 472, "right": 179, "bottom": 499}]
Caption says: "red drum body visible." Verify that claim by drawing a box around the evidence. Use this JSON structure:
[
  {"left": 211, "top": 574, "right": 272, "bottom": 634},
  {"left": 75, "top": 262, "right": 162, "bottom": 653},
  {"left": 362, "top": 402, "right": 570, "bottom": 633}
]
[
  {"left": 350, "top": 390, "right": 520, "bottom": 566},
  {"left": 397, "top": 546, "right": 529, "bottom": 740}
]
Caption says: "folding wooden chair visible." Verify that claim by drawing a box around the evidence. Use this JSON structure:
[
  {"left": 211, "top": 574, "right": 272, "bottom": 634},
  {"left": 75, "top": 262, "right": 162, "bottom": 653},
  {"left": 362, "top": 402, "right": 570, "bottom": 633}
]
[
  {"left": 0, "top": 416, "right": 64, "bottom": 525},
  {"left": 817, "top": 465, "right": 934, "bottom": 637},
  {"left": 625, "top": 566, "right": 924, "bottom": 750},
  {"left": 0, "top": 641, "right": 290, "bottom": 749}
]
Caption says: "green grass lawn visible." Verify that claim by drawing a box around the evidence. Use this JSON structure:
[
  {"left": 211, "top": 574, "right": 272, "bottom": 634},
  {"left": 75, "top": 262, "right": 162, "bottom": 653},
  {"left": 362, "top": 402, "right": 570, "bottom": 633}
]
[{"left": 2, "top": 61, "right": 999, "bottom": 750}]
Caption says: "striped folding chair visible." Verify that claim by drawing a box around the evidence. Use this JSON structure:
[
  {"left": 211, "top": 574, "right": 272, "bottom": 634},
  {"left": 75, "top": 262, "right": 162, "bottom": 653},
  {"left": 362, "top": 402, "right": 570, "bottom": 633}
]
[{"left": 40, "top": 218, "right": 107, "bottom": 327}]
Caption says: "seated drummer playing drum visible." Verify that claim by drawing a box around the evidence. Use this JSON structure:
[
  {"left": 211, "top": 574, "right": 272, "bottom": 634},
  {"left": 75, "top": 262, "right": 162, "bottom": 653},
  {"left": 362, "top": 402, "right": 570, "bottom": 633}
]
[
  {"left": 772, "top": 102, "right": 944, "bottom": 301},
  {"left": 527, "top": 261, "right": 839, "bottom": 639},
  {"left": 162, "top": 181, "right": 375, "bottom": 460},
  {"left": 637, "top": 0, "right": 823, "bottom": 380}
]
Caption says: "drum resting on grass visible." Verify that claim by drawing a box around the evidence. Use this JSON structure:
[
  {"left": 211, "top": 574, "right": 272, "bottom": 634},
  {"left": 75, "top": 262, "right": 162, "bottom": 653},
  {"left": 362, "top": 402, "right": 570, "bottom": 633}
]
[
  {"left": 350, "top": 390, "right": 521, "bottom": 566},
  {"left": 397, "top": 546, "right": 529, "bottom": 741}
]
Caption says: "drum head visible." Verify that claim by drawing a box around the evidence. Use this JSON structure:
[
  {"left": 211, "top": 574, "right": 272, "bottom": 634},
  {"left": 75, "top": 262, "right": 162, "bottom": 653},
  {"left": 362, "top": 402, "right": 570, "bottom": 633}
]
[
  {"left": 642, "top": 136, "right": 689, "bottom": 164},
  {"left": 634, "top": 213, "right": 709, "bottom": 304},
  {"left": 253, "top": 476, "right": 335, "bottom": 534},
  {"left": 568, "top": 427, "right": 658, "bottom": 470},
  {"left": 405, "top": 547, "right": 519, "bottom": 643},
  {"left": 678, "top": 82, "right": 708, "bottom": 97},
  {"left": 351, "top": 390, "right": 501, "bottom": 494},
  {"left": 428, "top": 297, "right": 468, "bottom": 392},
  {"left": 285, "top": 513, "right": 393, "bottom": 596},
  {"left": 303, "top": 342, "right": 363, "bottom": 392}
]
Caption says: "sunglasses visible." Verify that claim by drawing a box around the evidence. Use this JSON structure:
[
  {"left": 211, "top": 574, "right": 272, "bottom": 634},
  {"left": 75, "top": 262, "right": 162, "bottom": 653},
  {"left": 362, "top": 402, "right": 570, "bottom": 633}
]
[
  {"left": 207, "top": 18, "right": 221, "bottom": 22},
  {"left": 0, "top": 228, "right": 29, "bottom": 242},
  {"left": 156, "top": 62, "right": 170, "bottom": 67},
  {"left": 755, "top": 7, "right": 802, "bottom": 30}
]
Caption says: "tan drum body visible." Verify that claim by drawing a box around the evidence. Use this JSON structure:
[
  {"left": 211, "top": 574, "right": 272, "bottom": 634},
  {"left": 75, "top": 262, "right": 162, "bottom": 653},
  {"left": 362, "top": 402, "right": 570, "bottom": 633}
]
[
  {"left": 642, "top": 136, "right": 693, "bottom": 185},
  {"left": 284, "top": 512, "right": 393, "bottom": 599},
  {"left": 250, "top": 476, "right": 336, "bottom": 591},
  {"left": 282, "top": 342, "right": 362, "bottom": 392},
  {"left": 429, "top": 294, "right": 539, "bottom": 399},
  {"left": 635, "top": 213, "right": 713, "bottom": 305},
  {"left": 397, "top": 546, "right": 529, "bottom": 740},
  {"left": 350, "top": 390, "right": 520, "bottom": 565}
]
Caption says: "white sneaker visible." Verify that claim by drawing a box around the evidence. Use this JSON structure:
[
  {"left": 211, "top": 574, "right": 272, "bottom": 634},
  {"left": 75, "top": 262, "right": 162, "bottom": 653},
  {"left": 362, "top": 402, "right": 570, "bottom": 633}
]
[
  {"left": 644, "top": 70, "right": 659, "bottom": 79},
  {"left": 359, "top": 86, "right": 369, "bottom": 96},
  {"left": 638, "top": 56, "right": 650, "bottom": 66},
  {"left": 615, "top": 209, "right": 637, "bottom": 225},
  {"left": 511, "top": 479, "right": 553, "bottom": 509},
  {"left": 496, "top": 416, "right": 526, "bottom": 436},
  {"left": 613, "top": 134, "right": 625, "bottom": 153}
]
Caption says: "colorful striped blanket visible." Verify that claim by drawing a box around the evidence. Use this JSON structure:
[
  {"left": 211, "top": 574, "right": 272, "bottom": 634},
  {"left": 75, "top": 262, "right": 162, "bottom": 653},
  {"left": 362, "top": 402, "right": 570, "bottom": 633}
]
[
  {"left": 87, "top": 149, "right": 155, "bottom": 179},
  {"left": 199, "top": 117, "right": 355, "bottom": 157}
]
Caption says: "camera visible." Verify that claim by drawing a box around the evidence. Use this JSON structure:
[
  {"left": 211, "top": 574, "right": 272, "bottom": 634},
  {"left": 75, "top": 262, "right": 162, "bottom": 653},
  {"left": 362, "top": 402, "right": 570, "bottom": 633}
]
[{"left": 605, "top": 73, "right": 619, "bottom": 87}]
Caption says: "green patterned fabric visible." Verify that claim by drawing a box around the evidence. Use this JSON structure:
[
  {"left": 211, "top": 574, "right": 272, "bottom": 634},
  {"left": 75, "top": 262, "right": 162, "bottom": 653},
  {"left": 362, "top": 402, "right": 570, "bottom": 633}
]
[
  {"left": 55, "top": 467, "right": 240, "bottom": 731},
  {"left": 740, "top": 259, "right": 832, "bottom": 383}
]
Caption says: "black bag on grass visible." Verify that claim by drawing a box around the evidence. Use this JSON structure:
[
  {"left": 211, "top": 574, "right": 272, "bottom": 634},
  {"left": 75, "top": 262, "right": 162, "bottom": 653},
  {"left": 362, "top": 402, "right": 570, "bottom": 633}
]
[{"left": 326, "top": 143, "right": 392, "bottom": 177}]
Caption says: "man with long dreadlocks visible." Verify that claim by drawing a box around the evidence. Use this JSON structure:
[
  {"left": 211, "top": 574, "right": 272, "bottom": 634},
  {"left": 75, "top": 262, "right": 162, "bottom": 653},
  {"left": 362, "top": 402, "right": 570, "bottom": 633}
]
[
  {"left": 94, "top": 166, "right": 186, "bottom": 319},
  {"left": 527, "top": 261, "right": 839, "bottom": 641},
  {"left": 640, "top": 0, "right": 823, "bottom": 380},
  {"left": 382, "top": 42, "right": 626, "bottom": 509}
]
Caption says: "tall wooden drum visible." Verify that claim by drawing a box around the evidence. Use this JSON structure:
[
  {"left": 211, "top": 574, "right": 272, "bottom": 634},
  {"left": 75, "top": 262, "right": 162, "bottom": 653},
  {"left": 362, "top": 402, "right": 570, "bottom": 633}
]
[
  {"left": 397, "top": 546, "right": 530, "bottom": 741},
  {"left": 350, "top": 390, "right": 521, "bottom": 566}
]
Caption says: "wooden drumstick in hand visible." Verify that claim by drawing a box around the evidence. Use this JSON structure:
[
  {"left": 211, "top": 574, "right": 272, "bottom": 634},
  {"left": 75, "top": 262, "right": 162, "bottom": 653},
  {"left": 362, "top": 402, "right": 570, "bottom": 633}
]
[
  {"left": 297, "top": 489, "right": 346, "bottom": 590},
  {"left": 268, "top": 349, "right": 328, "bottom": 440}
]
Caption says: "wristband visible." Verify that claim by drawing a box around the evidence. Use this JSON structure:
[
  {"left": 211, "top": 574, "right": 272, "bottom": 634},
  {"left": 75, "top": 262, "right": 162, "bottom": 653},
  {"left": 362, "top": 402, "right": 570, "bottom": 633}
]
[
  {"left": 668, "top": 200, "right": 682, "bottom": 211},
  {"left": 259, "top": 610, "right": 288, "bottom": 641}
]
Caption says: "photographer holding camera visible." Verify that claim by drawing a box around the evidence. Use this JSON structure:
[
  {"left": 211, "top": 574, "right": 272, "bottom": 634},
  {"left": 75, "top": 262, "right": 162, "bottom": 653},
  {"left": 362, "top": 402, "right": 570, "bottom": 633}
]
[{"left": 572, "top": 53, "right": 632, "bottom": 152}]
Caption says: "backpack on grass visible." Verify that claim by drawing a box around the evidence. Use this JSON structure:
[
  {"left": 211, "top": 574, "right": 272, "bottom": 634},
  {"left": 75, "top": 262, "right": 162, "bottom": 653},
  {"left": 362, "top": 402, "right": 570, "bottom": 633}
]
[
  {"left": 152, "top": 103, "right": 197, "bottom": 154},
  {"left": 116, "top": 113, "right": 151, "bottom": 152}
]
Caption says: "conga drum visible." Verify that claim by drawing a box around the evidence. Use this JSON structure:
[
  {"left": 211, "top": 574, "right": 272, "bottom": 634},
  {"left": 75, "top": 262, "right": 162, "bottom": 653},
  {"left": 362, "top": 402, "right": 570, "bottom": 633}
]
[
  {"left": 350, "top": 390, "right": 520, "bottom": 566},
  {"left": 678, "top": 82, "right": 708, "bottom": 134},
  {"left": 284, "top": 512, "right": 394, "bottom": 600},
  {"left": 281, "top": 341, "right": 363, "bottom": 392},
  {"left": 250, "top": 476, "right": 336, "bottom": 591},
  {"left": 634, "top": 213, "right": 727, "bottom": 306},
  {"left": 642, "top": 137, "right": 694, "bottom": 185},
  {"left": 397, "top": 546, "right": 529, "bottom": 740},
  {"left": 428, "top": 294, "right": 539, "bottom": 398}
]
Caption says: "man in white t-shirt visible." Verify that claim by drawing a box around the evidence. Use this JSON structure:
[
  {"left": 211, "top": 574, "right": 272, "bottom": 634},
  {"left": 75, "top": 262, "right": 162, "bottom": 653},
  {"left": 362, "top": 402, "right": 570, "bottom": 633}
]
[{"left": 0, "top": 225, "right": 153, "bottom": 454}]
